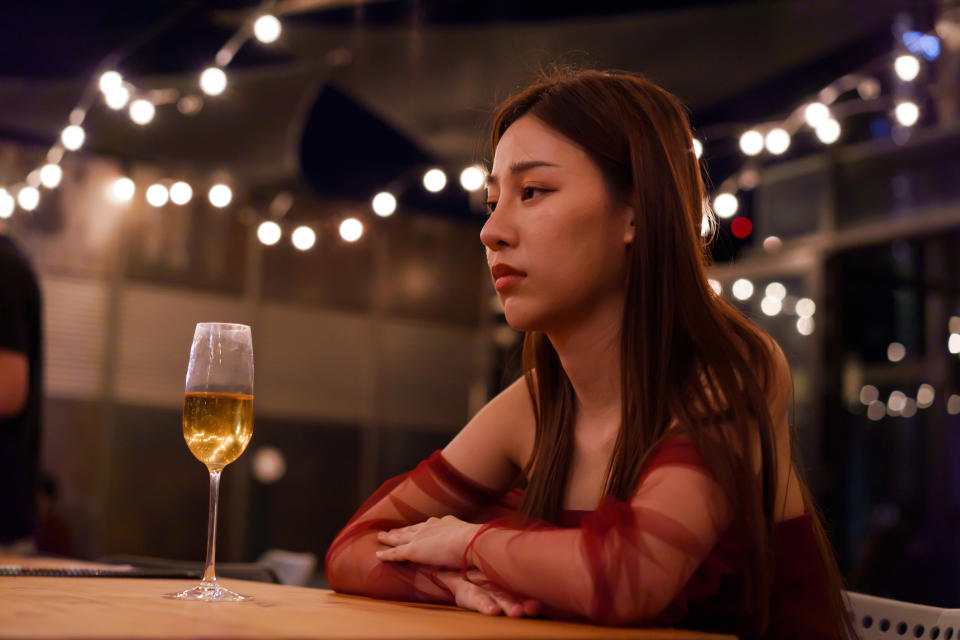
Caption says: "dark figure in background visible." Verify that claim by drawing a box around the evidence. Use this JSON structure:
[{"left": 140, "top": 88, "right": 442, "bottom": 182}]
[{"left": 0, "top": 225, "right": 42, "bottom": 553}]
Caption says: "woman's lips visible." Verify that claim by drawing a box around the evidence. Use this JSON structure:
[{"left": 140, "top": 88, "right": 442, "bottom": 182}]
[
  {"left": 494, "top": 273, "right": 524, "bottom": 292},
  {"left": 490, "top": 264, "right": 526, "bottom": 292}
]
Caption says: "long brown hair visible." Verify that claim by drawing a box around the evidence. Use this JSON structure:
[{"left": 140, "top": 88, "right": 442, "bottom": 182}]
[{"left": 491, "top": 69, "right": 851, "bottom": 638}]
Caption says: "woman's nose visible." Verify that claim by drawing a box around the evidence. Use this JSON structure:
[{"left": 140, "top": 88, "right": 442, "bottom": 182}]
[{"left": 480, "top": 205, "right": 516, "bottom": 252}]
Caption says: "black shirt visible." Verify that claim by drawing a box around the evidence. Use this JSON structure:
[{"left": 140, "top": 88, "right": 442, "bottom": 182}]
[{"left": 0, "top": 235, "right": 42, "bottom": 543}]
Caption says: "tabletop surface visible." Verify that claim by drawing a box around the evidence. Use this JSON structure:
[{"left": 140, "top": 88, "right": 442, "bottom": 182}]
[{"left": 0, "top": 570, "right": 737, "bottom": 640}]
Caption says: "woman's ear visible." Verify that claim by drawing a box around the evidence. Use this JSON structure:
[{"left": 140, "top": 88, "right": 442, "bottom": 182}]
[{"left": 622, "top": 205, "right": 636, "bottom": 244}]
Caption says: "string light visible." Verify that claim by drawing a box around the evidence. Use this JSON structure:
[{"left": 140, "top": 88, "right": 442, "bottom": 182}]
[
  {"left": 887, "top": 341, "right": 906, "bottom": 362},
  {"left": 815, "top": 119, "right": 841, "bottom": 144},
  {"left": 208, "top": 184, "right": 232, "bottom": 208},
  {"left": 129, "top": 99, "right": 155, "bottom": 125},
  {"left": 796, "top": 298, "right": 816, "bottom": 317},
  {"left": 17, "top": 186, "right": 40, "bottom": 211},
  {"left": 104, "top": 86, "right": 130, "bottom": 110},
  {"left": 948, "top": 395, "right": 960, "bottom": 416},
  {"left": 765, "top": 282, "right": 787, "bottom": 299},
  {"left": 895, "top": 101, "right": 920, "bottom": 126},
  {"left": 253, "top": 15, "right": 281, "bottom": 44},
  {"left": 796, "top": 316, "right": 815, "bottom": 335},
  {"left": 708, "top": 278, "right": 722, "bottom": 295},
  {"left": 146, "top": 184, "right": 169, "bottom": 207},
  {"left": 894, "top": 54, "right": 920, "bottom": 81},
  {"left": 901, "top": 398, "right": 918, "bottom": 418},
  {"left": 763, "top": 236, "right": 782, "bottom": 253},
  {"left": 200, "top": 67, "right": 227, "bottom": 96},
  {"left": 739, "top": 130, "right": 764, "bottom": 156},
  {"left": 423, "top": 168, "right": 447, "bottom": 193},
  {"left": 459, "top": 166, "right": 485, "bottom": 191},
  {"left": 732, "top": 278, "right": 754, "bottom": 301},
  {"left": 372, "top": 191, "right": 397, "bottom": 217},
  {"left": 948, "top": 333, "right": 960, "bottom": 354},
  {"left": 112, "top": 177, "right": 135, "bottom": 201},
  {"left": 257, "top": 221, "right": 281, "bottom": 246},
  {"left": 0, "top": 189, "right": 14, "bottom": 218},
  {"left": 61, "top": 125, "right": 85, "bottom": 151},
  {"left": 860, "top": 385, "right": 879, "bottom": 405},
  {"left": 917, "top": 384, "right": 935, "bottom": 409},
  {"left": 761, "top": 296, "right": 782, "bottom": 316},
  {"left": 713, "top": 193, "right": 738, "bottom": 219},
  {"left": 339, "top": 217, "right": 363, "bottom": 242},
  {"left": 867, "top": 400, "right": 886, "bottom": 421},
  {"left": 887, "top": 390, "right": 907, "bottom": 415},
  {"left": 170, "top": 181, "right": 193, "bottom": 205},
  {"left": 692, "top": 138, "right": 703, "bottom": 158},
  {"left": 291, "top": 225, "right": 316, "bottom": 251},
  {"left": 804, "top": 102, "right": 830, "bottom": 127},
  {"left": 764, "top": 128, "right": 790, "bottom": 155},
  {"left": 39, "top": 164, "right": 62, "bottom": 189},
  {"left": 98, "top": 71, "right": 123, "bottom": 94}
]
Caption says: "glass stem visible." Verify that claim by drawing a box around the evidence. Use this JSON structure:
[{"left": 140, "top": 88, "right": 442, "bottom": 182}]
[{"left": 202, "top": 468, "right": 222, "bottom": 584}]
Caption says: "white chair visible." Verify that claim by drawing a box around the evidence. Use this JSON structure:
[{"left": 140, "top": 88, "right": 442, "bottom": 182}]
[{"left": 846, "top": 591, "right": 960, "bottom": 639}]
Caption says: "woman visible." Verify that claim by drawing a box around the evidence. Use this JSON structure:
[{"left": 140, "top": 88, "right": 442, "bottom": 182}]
[{"left": 325, "top": 69, "right": 852, "bottom": 639}]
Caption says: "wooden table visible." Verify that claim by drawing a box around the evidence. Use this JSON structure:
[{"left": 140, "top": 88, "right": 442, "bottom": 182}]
[{"left": 0, "top": 574, "right": 736, "bottom": 639}]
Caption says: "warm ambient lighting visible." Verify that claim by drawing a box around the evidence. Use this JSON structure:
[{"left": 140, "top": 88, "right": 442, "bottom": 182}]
[
  {"left": 253, "top": 15, "right": 281, "bottom": 43},
  {"left": 804, "top": 102, "right": 830, "bottom": 127},
  {"left": 459, "top": 166, "right": 485, "bottom": 191},
  {"left": 815, "top": 119, "right": 841, "bottom": 144},
  {"left": 146, "top": 184, "right": 169, "bottom": 207},
  {"left": 291, "top": 225, "right": 316, "bottom": 251},
  {"left": 713, "top": 193, "right": 738, "bottom": 219},
  {"left": 887, "top": 341, "right": 906, "bottom": 362},
  {"left": 61, "top": 125, "right": 85, "bottom": 151},
  {"left": 200, "top": 67, "right": 227, "bottom": 96},
  {"left": 423, "top": 168, "right": 447, "bottom": 193},
  {"left": 894, "top": 54, "right": 920, "bottom": 82},
  {"left": 257, "top": 221, "right": 281, "bottom": 246},
  {"left": 112, "top": 177, "right": 135, "bottom": 201},
  {"left": 339, "top": 217, "right": 363, "bottom": 242},
  {"left": 17, "top": 186, "right": 40, "bottom": 211},
  {"left": 372, "top": 191, "right": 397, "bottom": 217},
  {"left": 129, "top": 99, "right": 155, "bottom": 125},
  {"left": 739, "top": 130, "right": 763, "bottom": 156},
  {"left": 170, "top": 181, "right": 193, "bottom": 205},
  {"left": 39, "top": 164, "right": 62, "bottom": 189},
  {"left": 0, "top": 189, "right": 14, "bottom": 218},
  {"left": 895, "top": 101, "right": 920, "bottom": 127},
  {"left": 764, "top": 128, "right": 790, "bottom": 155},
  {"left": 208, "top": 184, "right": 232, "bottom": 208},
  {"left": 732, "top": 278, "right": 754, "bottom": 301}
]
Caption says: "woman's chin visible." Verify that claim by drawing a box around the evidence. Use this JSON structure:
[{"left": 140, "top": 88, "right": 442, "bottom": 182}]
[{"left": 502, "top": 301, "right": 547, "bottom": 333}]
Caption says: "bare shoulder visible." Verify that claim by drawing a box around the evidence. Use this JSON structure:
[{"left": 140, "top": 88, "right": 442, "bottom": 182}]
[{"left": 441, "top": 374, "right": 536, "bottom": 494}]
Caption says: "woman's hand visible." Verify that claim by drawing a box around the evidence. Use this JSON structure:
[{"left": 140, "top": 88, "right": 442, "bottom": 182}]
[
  {"left": 437, "top": 568, "right": 541, "bottom": 618},
  {"left": 375, "top": 515, "right": 481, "bottom": 568}
]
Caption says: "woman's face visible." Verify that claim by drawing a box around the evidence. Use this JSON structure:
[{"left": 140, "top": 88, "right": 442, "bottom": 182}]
[{"left": 481, "top": 115, "right": 635, "bottom": 333}]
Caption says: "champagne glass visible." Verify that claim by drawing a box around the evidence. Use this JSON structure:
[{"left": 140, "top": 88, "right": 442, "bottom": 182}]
[{"left": 164, "top": 323, "right": 254, "bottom": 601}]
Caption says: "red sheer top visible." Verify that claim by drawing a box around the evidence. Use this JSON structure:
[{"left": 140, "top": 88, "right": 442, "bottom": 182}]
[{"left": 325, "top": 436, "right": 840, "bottom": 639}]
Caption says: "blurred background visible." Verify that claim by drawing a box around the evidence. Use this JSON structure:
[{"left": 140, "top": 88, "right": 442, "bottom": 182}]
[{"left": 0, "top": 0, "right": 958, "bottom": 602}]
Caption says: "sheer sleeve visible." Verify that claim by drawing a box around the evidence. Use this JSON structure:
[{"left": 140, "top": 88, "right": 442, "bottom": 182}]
[
  {"left": 463, "top": 436, "right": 732, "bottom": 626},
  {"left": 325, "top": 451, "right": 507, "bottom": 603}
]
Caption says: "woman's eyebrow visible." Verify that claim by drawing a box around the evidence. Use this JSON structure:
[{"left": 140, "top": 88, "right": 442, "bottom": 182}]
[{"left": 486, "top": 160, "right": 560, "bottom": 186}]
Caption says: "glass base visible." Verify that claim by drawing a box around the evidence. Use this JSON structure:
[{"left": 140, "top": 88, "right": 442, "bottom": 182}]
[{"left": 162, "top": 580, "right": 252, "bottom": 602}]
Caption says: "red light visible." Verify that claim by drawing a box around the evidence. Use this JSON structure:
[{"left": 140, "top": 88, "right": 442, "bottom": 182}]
[{"left": 731, "top": 217, "right": 753, "bottom": 239}]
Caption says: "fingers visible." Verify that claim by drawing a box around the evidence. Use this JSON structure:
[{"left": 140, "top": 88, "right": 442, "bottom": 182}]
[
  {"left": 377, "top": 523, "right": 423, "bottom": 546},
  {"left": 455, "top": 582, "right": 501, "bottom": 616}
]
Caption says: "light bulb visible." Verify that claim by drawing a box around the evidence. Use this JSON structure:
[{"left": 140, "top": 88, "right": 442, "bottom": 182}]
[
  {"left": 257, "top": 221, "right": 281, "bottom": 246},
  {"left": 129, "top": 99, "right": 155, "bottom": 125},
  {"left": 732, "top": 278, "right": 754, "bottom": 301},
  {"left": 339, "top": 217, "right": 363, "bottom": 242},
  {"left": 17, "top": 186, "right": 39, "bottom": 211},
  {"left": 253, "top": 15, "right": 281, "bottom": 43},
  {"left": 895, "top": 101, "right": 919, "bottom": 127},
  {"left": 112, "top": 177, "right": 135, "bottom": 201},
  {"left": 739, "top": 130, "right": 763, "bottom": 156},
  {"left": 146, "top": 184, "right": 169, "bottom": 207},
  {"left": 459, "top": 166, "right": 485, "bottom": 191},
  {"left": 169, "top": 181, "right": 193, "bottom": 205},
  {"left": 713, "top": 193, "right": 738, "bottom": 219},
  {"left": 372, "top": 191, "right": 397, "bottom": 217},
  {"left": 894, "top": 54, "right": 920, "bottom": 81},
  {"left": 804, "top": 102, "right": 830, "bottom": 127},
  {"left": 208, "top": 184, "right": 232, "bottom": 208},
  {"left": 815, "top": 119, "right": 841, "bottom": 144},
  {"left": 200, "top": 67, "right": 227, "bottom": 96},
  {"left": 61, "top": 125, "right": 85, "bottom": 151},
  {"left": 423, "top": 168, "right": 447, "bottom": 193},
  {"left": 765, "top": 128, "right": 790, "bottom": 155},
  {"left": 291, "top": 225, "right": 316, "bottom": 251},
  {"left": 104, "top": 86, "right": 130, "bottom": 110},
  {"left": 40, "top": 164, "right": 62, "bottom": 189},
  {"left": 0, "top": 189, "right": 14, "bottom": 218}
]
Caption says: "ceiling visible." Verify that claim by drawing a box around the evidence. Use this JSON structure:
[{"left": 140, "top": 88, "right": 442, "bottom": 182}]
[{"left": 0, "top": 0, "right": 942, "bottom": 212}]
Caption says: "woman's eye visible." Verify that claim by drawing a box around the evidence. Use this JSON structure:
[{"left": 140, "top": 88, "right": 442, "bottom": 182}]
[{"left": 521, "top": 187, "right": 546, "bottom": 200}]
